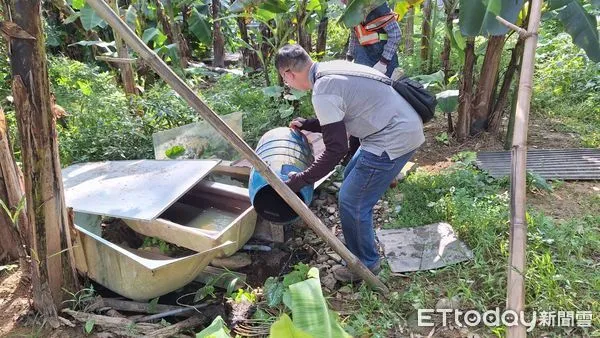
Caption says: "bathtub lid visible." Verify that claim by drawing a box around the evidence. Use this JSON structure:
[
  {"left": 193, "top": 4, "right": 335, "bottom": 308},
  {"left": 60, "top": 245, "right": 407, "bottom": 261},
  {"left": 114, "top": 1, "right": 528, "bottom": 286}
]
[{"left": 62, "top": 159, "right": 220, "bottom": 221}]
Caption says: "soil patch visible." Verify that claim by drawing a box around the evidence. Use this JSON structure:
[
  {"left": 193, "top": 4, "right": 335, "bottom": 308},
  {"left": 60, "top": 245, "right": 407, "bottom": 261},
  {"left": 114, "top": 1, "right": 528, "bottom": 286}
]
[
  {"left": 0, "top": 267, "right": 31, "bottom": 336},
  {"left": 101, "top": 218, "right": 196, "bottom": 258},
  {"left": 237, "top": 246, "right": 310, "bottom": 287},
  {"left": 413, "top": 114, "right": 582, "bottom": 173},
  {"left": 528, "top": 181, "right": 600, "bottom": 221}
]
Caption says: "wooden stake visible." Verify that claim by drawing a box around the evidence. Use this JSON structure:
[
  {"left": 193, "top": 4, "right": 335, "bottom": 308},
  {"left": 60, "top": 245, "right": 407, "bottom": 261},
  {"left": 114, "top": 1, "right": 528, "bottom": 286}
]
[
  {"left": 504, "top": 1, "right": 542, "bottom": 337},
  {"left": 84, "top": 0, "right": 388, "bottom": 294}
]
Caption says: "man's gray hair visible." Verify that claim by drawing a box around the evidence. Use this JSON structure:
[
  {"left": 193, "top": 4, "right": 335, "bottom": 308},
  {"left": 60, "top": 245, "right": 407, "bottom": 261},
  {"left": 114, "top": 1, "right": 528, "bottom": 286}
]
[{"left": 275, "top": 44, "right": 311, "bottom": 72}]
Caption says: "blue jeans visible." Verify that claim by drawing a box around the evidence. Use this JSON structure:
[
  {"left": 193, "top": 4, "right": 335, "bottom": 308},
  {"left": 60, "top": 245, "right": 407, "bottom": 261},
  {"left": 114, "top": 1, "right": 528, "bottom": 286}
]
[
  {"left": 354, "top": 42, "right": 399, "bottom": 78},
  {"left": 339, "top": 148, "right": 416, "bottom": 269}
]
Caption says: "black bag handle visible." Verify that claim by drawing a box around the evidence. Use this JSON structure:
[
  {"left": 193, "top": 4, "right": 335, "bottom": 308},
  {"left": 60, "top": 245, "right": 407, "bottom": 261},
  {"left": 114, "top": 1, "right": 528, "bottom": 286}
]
[{"left": 315, "top": 70, "right": 394, "bottom": 86}]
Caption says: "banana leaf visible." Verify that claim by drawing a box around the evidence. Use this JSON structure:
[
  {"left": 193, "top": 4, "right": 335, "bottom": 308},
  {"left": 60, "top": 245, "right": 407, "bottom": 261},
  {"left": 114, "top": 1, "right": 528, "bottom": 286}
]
[
  {"left": 269, "top": 314, "right": 313, "bottom": 338},
  {"left": 459, "top": 0, "right": 524, "bottom": 36},
  {"left": 436, "top": 90, "right": 459, "bottom": 114},
  {"left": 80, "top": 3, "right": 106, "bottom": 31},
  {"left": 339, "top": 0, "right": 387, "bottom": 28},
  {"left": 394, "top": 0, "right": 424, "bottom": 21},
  {"left": 189, "top": 7, "right": 212, "bottom": 45},
  {"left": 196, "top": 316, "right": 230, "bottom": 338},
  {"left": 556, "top": 1, "right": 600, "bottom": 62},
  {"left": 285, "top": 268, "right": 351, "bottom": 338}
]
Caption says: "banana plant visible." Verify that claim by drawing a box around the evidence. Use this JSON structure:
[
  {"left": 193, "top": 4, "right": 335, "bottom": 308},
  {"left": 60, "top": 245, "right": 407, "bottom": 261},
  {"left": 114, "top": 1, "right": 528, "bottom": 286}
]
[
  {"left": 454, "top": 0, "right": 600, "bottom": 140},
  {"left": 229, "top": 0, "right": 322, "bottom": 85},
  {"left": 459, "top": 0, "right": 599, "bottom": 61}
]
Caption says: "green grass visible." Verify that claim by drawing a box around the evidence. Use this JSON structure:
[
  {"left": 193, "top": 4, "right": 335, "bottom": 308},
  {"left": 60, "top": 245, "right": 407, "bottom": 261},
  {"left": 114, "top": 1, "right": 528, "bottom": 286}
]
[
  {"left": 533, "top": 32, "right": 600, "bottom": 148},
  {"left": 345, "top": 163, "right": 600, "bottom": 337}
]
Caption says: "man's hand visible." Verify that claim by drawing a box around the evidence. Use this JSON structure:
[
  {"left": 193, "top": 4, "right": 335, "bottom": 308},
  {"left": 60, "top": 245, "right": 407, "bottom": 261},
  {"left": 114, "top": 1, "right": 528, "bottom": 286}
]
[
  {"left": 285, "top": 171, "right": 304, "bottom": 192},
  {"left": 373, "top": 61, "right": 387, "bottom": 74},
  {"left": 289, "top": 117, "right": 307, "bottom": 130}
]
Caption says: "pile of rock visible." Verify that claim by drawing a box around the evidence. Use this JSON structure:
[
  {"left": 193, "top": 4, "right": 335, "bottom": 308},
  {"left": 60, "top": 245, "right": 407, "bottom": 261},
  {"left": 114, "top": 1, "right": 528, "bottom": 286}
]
[{"left": 287, "top": 182, "right": 395, "bottom": 294}]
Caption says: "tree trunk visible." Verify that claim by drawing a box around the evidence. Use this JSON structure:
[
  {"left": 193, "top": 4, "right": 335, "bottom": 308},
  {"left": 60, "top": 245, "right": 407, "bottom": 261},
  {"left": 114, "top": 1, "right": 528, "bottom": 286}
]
[
  {"left": 212, "top": 0, "right": 225, "bottom": 67},
  {"left": 108, "top": 0, "right": 136, "bottom": 95},
  {"left": 236, "top": 17, "right": 260, "bottom": 69},
  {"left": 7, "top": 0, "right": 77, "bottom": 323},
  {"left": 404, "top": 7, "right": 414, "bottom": 54},
  {"left": 297, "top": 0, "right": 310, "bottom": 51},
  {"left": 0, "top": 109, "right": 28, "bottom": 263},
  {"left": 156, "top": 1, "right": 174, "bottom": 44},
  {"left": 441, "top": 1, "right": 455, "bottom": 83},
  {"left": 316, "top": 16, "right": 328, "bottom": 59},
  {"left": 420, "top": 0, "right": 431, "bottom": 72},
  {"left": 260, "top": 23, "right": 271, "bottom": 86},
  {"left": 488, "top": 38, "right": 525, "bottom": 135},
  {"left": 470, "top": 35, "right": 506, "bottom": 134},
  {"left": 456, "top": 37, "right": 475, "bottom": 141},
  {"left": 426, "top": 1, "right": 438, "bottom": 74},
  {"left": 163, "top": 0, "right": 189, "bottom": 68}
]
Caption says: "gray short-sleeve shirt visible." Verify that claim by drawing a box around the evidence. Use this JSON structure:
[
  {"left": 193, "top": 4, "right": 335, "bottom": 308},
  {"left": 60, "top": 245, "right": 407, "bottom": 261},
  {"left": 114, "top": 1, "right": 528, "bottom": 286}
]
[{"left": 310, "top": 61, "right": 425, "bottom": 160}]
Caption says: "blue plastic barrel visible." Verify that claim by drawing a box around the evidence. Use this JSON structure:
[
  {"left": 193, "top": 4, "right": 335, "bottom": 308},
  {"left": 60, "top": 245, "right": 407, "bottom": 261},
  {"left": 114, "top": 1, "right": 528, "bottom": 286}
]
[{"left": 248, "top": 127, "right": 314, "bottom": 223}]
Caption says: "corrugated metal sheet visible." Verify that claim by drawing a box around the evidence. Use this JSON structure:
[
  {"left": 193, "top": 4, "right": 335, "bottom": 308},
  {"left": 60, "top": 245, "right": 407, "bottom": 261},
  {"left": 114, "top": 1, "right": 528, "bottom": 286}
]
[{"left": 476, "top": 148, "right": 600, "bottom": 180}]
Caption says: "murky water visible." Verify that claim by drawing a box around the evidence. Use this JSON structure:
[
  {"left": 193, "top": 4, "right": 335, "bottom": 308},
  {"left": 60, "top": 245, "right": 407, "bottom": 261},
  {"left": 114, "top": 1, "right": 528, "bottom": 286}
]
[{"left": 164, "top": 202, "right": 237, "bottom": 232}]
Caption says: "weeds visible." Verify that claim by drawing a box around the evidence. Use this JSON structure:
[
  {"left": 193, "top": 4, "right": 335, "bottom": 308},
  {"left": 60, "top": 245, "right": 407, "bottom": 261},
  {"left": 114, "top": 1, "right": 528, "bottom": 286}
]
[
  {"left": 348, "top": 163, "right": 600, "bottom": 335},
  {"left": 62, "top": 285, "right": 96, "bottom": 311}
]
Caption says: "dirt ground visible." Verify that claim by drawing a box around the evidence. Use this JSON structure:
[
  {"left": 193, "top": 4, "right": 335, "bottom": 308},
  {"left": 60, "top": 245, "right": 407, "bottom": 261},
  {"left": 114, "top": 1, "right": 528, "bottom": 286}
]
[
  {"left": 0, "top": 114, "right": 595, "bottom": 337},
  {"left": 0, "top": 268, "right": 31, "bottom": 336},
  {"left": 416, "top": 116, "right": 598, "bottom": 222}
]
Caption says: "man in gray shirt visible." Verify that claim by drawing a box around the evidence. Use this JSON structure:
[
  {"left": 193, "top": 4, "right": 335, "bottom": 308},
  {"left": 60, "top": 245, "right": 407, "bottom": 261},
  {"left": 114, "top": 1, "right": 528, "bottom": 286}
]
[{"left": 276, "top": 44, "right": 424, "bottom": 282}]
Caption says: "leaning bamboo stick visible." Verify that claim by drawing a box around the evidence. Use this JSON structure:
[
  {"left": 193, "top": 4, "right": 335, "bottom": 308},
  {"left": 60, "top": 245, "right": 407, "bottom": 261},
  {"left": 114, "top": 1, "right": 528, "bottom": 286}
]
[
  {"left": 499, "top": 1, "right": 543, "bottom": 337},
  {"left": 84, "top": 0, "right": 388, "bottom": 294}
]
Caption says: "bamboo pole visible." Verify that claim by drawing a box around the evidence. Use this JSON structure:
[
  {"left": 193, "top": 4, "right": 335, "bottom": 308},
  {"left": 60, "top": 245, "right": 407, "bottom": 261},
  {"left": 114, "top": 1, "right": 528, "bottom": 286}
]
[
  {"left": 84, "top": 0, "right": 389, "bottom": 294},
  {"left": 498, "top": 1, "right": 543, "bottom": 337}
]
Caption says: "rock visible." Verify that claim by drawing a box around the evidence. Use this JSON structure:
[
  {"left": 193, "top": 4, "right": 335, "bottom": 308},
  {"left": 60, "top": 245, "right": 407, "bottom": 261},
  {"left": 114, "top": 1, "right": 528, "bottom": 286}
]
[
  {"left": 435, "top": 296, "right": 461, "bottom": 310},
  {"left": 327, "top": 259, "right": 336, "bottom": 265},
  {"left": 327, "top": 185, "right": 338, "bottom": 193},
  {"left": 374, "top": 205, "right": 382, "bottom": 210},
  {"left": 316, "top": 254, "right": 329, "bottom": 264},
  {"left": 377, "top": 218, "right": 382, "bottom": 222},
  {"left": 328, "top": 215, "right": 336, "bottom": 222},
  {"left": 321, "top": 273, "right": 337, "bottom": 290},
  {"left": 309, "top": 238, "right": 322, "bottom": 246},
  {"left": 333, "top": 182, "right": 342, "bottom": 189},
  {"left": 313, "top": 199, "right": 326, "bottom": 208},
  {"left": 293, "top": 237, "right": 303, "bottom": 247},
  {"left": 327, "top": 206, "right": 336, "bottom": 214},
  {"left": 338, "top": 286, "right": 353, "bottom": 295},
  {"left": 394, "top": 206, "right": 402, "bottom": 213},
  {"left": 327, "top": 253, "right": 342, "bottom": 263},
  {"left": 315, "top": 263, "right": 330, "bottom": 271},
  {"left": 326, "top": 195, "right": 336, "bottom": 204},
  {"left": 211, "top": 252, "right": 252, "bottom": 270}
]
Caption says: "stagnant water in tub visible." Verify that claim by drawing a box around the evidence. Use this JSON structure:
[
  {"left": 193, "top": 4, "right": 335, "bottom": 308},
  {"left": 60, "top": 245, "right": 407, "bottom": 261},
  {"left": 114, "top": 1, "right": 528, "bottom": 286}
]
[{"left": 165, "top": 202, "right": 237, "bottom": 232}]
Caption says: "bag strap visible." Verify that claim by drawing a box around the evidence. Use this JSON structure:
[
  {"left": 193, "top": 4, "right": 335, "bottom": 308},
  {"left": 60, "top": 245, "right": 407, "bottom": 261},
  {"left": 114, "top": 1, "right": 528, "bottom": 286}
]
[{"left": 315, "top": 69, "right": 394, "bottom": 86}]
